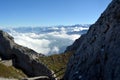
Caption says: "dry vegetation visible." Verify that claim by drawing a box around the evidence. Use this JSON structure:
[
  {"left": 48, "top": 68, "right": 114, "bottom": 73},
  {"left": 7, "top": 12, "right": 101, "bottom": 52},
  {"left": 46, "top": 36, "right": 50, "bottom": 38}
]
[
  {"left": 0, "top": 62, "right": 27, "bottom": 79},
  {"left": 38, "top": 51, "right": 74, "bottom": 79}
]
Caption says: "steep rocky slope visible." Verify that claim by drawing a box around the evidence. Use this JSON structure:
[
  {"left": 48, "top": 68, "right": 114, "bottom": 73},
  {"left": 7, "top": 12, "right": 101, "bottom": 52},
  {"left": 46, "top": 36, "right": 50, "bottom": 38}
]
[
  {"left": 64, "top": 0, "right": 120, "bottom": 80},
  {"left": 0, "top": 30, "right": 52, "bottom": 78}
]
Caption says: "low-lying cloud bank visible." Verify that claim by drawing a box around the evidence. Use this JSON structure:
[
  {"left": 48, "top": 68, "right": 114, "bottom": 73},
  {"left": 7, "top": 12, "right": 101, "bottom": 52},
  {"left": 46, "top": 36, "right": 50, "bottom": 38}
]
[{"left": 2, "top": 25, "right": 89, "bottom": 55}]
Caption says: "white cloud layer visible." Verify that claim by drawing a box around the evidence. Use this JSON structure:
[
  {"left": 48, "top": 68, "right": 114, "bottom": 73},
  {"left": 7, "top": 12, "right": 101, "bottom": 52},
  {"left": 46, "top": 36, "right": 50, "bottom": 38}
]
[{"left": 4, "top": 26, "right": 89, "bottom": 55}]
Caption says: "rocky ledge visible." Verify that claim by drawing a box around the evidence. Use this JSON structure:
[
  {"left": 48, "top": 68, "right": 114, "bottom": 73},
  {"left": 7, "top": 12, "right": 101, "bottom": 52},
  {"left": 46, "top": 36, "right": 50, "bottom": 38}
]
[
  {"left": 0, "top": 30, "right": 53, "bottom": 78},
  {"left": 64, "top": 0, "right": 120, "bottom": 80}
]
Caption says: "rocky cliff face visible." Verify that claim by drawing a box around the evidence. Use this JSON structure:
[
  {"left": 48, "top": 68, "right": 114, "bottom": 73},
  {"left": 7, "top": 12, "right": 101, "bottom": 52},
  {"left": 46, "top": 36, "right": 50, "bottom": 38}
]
[
  {"left": 64, "top": 0, "right": 120, "bottom": 80},
  {"left": 0, "top": 30, "right": 52, "bottom": 77}
]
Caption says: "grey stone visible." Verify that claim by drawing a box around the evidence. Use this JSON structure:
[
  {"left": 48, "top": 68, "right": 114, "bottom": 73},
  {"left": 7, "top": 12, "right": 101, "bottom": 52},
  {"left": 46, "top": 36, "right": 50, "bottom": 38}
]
[
  {"left": 64, "top": 0, "right": 120, "bottom": 80},
  {"left": 0, "top": 30, "right": 52, "bottom": 78}
]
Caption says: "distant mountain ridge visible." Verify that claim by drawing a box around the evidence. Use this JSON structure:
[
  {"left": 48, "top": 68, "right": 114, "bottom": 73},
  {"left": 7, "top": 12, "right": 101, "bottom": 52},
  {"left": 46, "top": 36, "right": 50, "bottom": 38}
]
[{"left": 2, "top": 24, "right": 90, "bottom": 34}]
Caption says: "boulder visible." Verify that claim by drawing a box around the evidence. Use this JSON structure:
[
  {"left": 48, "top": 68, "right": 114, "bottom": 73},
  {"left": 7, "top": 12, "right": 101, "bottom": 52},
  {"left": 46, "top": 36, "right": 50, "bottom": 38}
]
[{"left": 0, "top": 30, "right": 52, "bottom": 77}]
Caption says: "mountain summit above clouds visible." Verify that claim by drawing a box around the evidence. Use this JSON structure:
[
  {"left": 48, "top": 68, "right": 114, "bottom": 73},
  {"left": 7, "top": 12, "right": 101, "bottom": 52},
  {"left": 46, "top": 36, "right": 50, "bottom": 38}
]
[{"left": 64, "top": 0, "right": 120, "bottom": 80}]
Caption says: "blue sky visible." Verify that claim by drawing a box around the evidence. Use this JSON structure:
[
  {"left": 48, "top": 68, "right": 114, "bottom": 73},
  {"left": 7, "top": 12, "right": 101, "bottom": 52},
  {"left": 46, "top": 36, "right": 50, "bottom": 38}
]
[{"left": 0, "top": 0, "right": 112, "bottom": 27}]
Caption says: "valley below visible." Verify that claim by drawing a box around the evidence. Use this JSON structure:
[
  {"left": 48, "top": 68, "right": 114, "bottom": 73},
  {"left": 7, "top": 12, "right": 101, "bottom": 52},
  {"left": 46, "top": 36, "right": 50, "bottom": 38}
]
[{"left": 0, "top": 25, "right": 88, "bottom": 80}]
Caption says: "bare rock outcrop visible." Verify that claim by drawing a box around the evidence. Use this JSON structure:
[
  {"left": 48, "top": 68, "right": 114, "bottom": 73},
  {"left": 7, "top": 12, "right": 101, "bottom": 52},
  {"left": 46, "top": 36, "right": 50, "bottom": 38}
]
[
  {"left": 0, "top": 30, "right": 52, "bottom": 77},
  {"left": 64, "top": 0, "right": 120, "bottom": 80}
]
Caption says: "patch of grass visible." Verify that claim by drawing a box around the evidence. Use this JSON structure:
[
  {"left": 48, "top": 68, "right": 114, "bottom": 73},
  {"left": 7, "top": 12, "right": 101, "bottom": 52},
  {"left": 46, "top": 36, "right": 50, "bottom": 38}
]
[
  {"left": 38, "top": 51, "right": 74, "bottom": 79},
  {"left": 0, "top": 63, "right": 27, "bottom": 79}
]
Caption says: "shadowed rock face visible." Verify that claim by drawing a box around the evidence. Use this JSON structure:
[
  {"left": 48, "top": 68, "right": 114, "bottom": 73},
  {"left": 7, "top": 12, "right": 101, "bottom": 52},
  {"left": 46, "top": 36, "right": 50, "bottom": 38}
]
[
  {"left": 0, "top": 30, "right": 52, "bottom": 77},
  {"left": 64, "top": 0, "right": 120, "bottom": 80}
]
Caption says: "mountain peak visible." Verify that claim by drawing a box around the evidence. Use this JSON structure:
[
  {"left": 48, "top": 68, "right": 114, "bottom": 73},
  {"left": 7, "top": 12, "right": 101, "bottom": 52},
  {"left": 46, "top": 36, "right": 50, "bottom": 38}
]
[{"left": 64, "top": 0, "right": 120, "bottom": 80}]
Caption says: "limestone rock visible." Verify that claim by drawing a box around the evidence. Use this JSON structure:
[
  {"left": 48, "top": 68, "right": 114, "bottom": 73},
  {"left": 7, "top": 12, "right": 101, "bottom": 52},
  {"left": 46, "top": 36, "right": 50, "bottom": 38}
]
[
  {"left": 0, "top": 30, "right": 52, "bottom": 77},
  {"left": 64, "top": 0, "right": 120, "bottom": 80},
  {"left": 65, "top": 34, "right": 86, "bottom": 52}
]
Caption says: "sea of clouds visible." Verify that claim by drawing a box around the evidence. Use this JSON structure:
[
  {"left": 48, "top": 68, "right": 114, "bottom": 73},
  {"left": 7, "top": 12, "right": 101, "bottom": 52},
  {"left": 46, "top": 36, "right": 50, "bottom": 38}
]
[{"left": 1, "top": 25, "right": 89, "bottom": 55}]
